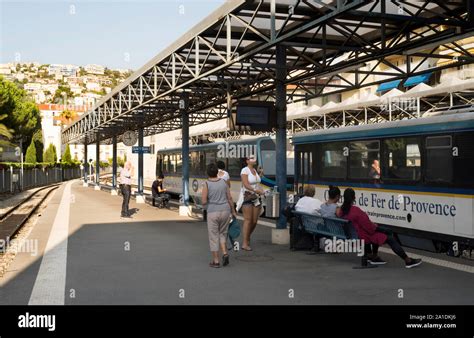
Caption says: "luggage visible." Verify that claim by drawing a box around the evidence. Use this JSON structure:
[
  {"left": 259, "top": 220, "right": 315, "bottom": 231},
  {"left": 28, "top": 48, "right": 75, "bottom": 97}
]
[
  {"left": 228, "top": 216, "right": 241, "bottom": 241},
  {"left": 289, "top": 214, "right": 315, "bottom": 251}
]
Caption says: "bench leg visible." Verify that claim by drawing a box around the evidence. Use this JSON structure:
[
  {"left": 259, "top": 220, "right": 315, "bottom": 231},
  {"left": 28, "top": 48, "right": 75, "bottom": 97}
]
[
  {"left": 306, "top": 235, "right": 322, "bottom": 255},
  {"left": 352, "top": 254, "right": 378, "bottom": 269}
]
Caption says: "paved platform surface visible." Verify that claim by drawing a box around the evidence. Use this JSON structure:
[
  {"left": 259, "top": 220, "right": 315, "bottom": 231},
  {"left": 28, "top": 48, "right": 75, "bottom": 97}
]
[{"left": 1, "top": 180, "right": 473, "bottom": 305}]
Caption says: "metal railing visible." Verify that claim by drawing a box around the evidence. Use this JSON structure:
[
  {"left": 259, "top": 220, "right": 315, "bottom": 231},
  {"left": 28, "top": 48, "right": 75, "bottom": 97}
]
[{"left": 0, "top": 167, "right": 82, "bottom": 193}]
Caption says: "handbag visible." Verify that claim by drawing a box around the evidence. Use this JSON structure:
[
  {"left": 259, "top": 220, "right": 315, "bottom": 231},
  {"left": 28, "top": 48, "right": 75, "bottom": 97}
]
[
  {"left": 243, "top": 190, "right": 258, "bottom": 202},
  {"left": 228, "top": 216, "right": 241, "bottom": 240}
]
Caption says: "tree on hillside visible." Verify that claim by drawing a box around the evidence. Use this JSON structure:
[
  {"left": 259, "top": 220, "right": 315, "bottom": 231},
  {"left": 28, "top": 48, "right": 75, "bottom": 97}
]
[
  {"left": 52, "top": 85, "right": 73, "bottom": 103},
  {"left": 0, "top": 114, "right": 13, "bottom": 150},
  {"left": 25, "top": 140, "right": 37, "bottom": 164},
  {"left": 32, "top": 129, "right": 43, "bottom": 162},
  {"left": 0, "top": 76, "right": 42, "bottom": 153},
  {"left": 52, "top": 144, "right": 58, "bottom": 162},
  {"left": 63, "top": 144, "right": 72, "bottom": 163},
  {"left": 43, "top": 143, "right": 57, "bottom": 163}
]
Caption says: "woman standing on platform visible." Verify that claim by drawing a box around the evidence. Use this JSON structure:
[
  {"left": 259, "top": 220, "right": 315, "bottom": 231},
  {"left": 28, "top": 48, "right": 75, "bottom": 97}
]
[
  {"left": 202, "top": 163, "right": 237, "bottom": 268},
  {"left": 236, "top": 156, "right": 265, "bottom": 251}
]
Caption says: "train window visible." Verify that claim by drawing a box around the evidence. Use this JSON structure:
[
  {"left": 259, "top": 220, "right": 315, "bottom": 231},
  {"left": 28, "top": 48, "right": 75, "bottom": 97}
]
[
  {"left": 454, "top": 133, "right": 474, "bottom": 186},
  {"left": 349, "top": 140, "right": 380, "bottom": 180},
  {"left": 176, "top": 154, "right": 182, "bottom": 174},
  {"left": 190, "top": 151, "right": 200, "bottom": 175},
  {"left": 205, "top": 149, "right": 216, "bottom": 167},
  {"left": 425, "top": 135, "right": 452, "bottom": 184},
  {"left": 383, "top": 138, "right": 421, "bottom": 181},
  {"left": 299, "top": 151, "right": 312, "bottom": 183},
  {"left": 228, "top": 157, "right": 243, "bottom": 177},
  {"left": 163, "top": 155, "right": 169, "bottom": 173},
  {"left": 320, "top": 142, "right": 347, "bottom": 179},
  {"left": 169, "top": 154, "right": 176, "bottom": 173},
  {"left": 260, "top": 139, "right": 276, "bottom": 176}
]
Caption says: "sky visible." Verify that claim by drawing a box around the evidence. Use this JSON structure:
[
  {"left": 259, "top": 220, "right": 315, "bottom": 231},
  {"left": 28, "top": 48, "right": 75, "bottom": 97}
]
[{"left": 0, "top": 0, "right": 226, "bottom": 70}]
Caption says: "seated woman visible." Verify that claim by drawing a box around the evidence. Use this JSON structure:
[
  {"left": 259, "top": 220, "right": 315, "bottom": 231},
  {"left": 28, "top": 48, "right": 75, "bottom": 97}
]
[
  {"left": 295, "top": 186, "right": 322, "bottom": 214},
  {"left": 319, "top": 185, "right": 341, "bottom": 218},
  {"left": 337, "top": 188, "right": 422, "bottom": 268}
]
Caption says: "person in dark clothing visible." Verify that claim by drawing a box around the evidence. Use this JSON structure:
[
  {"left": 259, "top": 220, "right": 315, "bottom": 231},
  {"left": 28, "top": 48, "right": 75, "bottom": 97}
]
[{"left": 151, "top": 173, "right": 170, "bottom": 208}]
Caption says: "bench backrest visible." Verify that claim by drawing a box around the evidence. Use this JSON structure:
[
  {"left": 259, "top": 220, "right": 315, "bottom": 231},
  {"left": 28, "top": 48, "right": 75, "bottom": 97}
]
[{"left": 292, "top": 210, "right": 358, "bottom": 240}]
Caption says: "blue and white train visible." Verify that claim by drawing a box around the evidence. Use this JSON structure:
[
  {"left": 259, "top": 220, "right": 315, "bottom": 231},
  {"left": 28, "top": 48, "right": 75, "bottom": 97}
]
[
  {"left": 156, "top": 136, "right": 294, "bottom": 203},
  {"left": 292, "top": 111, "right": 474, "bottom": 253}
]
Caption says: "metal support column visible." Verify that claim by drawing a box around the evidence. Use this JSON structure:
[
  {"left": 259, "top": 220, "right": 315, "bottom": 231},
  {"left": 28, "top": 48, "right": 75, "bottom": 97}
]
[
  {"left": 112, "top": 135, "right": 117, "bottom": 190},
  {"left": 83, "top": 138, "right": 88, "bottom": 186},
  {"left": 95, "top": 137, "right": 100, "bottom": 190},
  {"left": 181, "top": 95, "right": 190, "bottom": 207},
  {"left": 276, "top": 44, "right": 287, "bottom": 229},
  {"left": 138, "top": 126, "right": 144, "bottom": 196}
]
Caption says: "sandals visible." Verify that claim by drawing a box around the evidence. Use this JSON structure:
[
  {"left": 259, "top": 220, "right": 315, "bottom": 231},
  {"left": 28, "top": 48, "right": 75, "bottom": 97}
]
[
  {"left": 222, "top": 254, "right": 230, "bottom": 266},
  {"left": 241, "top": 246, "right": 253, "bottom": 251},
  {"left": 209, "top": 261, "right": 220, "bottom": 268}
]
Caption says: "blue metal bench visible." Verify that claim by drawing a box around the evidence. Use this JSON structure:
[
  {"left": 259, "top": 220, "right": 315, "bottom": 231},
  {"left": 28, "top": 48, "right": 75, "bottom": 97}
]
[{"left": 292, "top": 210, "right": 375, "bottom": 269}]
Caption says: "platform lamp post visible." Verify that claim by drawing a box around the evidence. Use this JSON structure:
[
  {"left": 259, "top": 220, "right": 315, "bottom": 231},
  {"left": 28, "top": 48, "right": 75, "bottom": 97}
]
[
  {"left": 179, "top": 92, "right": 191, "bottom": 217},
  {"left": 89, "top": 159, "right": 93, "bottom": 184},
  {"left": 13, "top": 137, "right": 24, "bottom": 191}
]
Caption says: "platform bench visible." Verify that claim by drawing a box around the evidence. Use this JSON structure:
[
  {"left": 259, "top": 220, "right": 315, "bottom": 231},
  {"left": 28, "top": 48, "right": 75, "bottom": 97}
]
[{"left": 292, "top": 210, "right": 374, "bottom": 268}]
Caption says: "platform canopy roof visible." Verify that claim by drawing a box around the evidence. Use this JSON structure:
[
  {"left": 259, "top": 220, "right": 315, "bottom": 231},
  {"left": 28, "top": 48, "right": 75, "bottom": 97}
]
[{"left": 62, "top": 0, "right": 474, "bottom": 145}]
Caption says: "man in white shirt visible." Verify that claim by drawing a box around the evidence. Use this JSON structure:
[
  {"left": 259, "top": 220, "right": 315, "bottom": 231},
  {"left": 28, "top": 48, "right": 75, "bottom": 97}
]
[
  {"left": 295, "top": 186, "right": 322, "bottom": 214},
  {"left": 120, "top": 161, "right": 134, "bottom": 218}
]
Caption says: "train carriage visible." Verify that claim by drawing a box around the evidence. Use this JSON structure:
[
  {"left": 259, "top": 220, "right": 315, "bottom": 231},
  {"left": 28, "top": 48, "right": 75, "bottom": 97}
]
[
  {"left": 292, "top": 111, "right": 474, "bottom": 253},
  {"left": 156, "top": 136, "right": 294, "bottom": 204}
]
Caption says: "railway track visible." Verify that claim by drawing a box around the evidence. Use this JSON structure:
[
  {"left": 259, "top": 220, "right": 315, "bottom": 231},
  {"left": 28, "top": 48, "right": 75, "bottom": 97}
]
[{"left": 0, "top": 184, "right": 60, "bottom": 251}]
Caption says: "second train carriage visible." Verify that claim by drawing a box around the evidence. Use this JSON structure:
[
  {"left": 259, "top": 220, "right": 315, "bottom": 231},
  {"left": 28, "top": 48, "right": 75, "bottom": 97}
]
[{"left": 156, "top": 136, "right": 294, "bottom": 203}]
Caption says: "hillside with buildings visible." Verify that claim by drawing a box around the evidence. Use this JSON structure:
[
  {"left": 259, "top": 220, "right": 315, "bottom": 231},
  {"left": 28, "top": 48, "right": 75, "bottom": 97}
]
[
  {"left": 0, "top": 63, "right": 132, "bottom": 164},
  {"left": 0, "top": 62, "right": 132, "bottom": 108}
]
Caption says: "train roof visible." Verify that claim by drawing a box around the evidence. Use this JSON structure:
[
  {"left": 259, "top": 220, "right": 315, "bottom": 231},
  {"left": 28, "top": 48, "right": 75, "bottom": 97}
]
[
  {"left": 292, "top": 110, "right": 474, "bottom": 144},
  {"left": 157, "top": 135, "right": 273, "bottom": 153}
]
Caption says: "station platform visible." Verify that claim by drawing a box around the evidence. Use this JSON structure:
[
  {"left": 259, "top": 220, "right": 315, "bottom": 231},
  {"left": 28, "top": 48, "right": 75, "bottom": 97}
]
[{"left": 1, "top": 180, "right": 473, "bottom": 305}]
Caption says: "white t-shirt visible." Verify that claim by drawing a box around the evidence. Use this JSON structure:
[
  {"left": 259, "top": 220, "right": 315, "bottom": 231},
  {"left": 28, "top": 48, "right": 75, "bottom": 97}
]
[
  {"left": 218, "top": 169, "right": 230, "bottom": 181},
  {"left": 295, "top": 196, "right": 322, "bottom": 215},
  {"left": 240, "top": 166, "right": 261, "bottom": 192}
]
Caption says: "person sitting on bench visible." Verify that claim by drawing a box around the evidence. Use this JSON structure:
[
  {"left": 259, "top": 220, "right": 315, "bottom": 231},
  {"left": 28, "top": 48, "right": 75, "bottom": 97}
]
[
  {"left": 151, "top": 174, "right": 170, "bottom": 208},
  {"left": 319, "top": 185, "right": 341, "bottom": 218},
  {"left": 295, "top": 186, "right": 322, "bottom": 215},
  {"left": 337, "top": 188, "right": 422, "bottom": 268}
]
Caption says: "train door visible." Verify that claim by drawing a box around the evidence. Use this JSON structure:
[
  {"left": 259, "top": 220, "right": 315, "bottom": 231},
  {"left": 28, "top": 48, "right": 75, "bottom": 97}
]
[
  {"left": 295, "top": 144, "right": 313, "bottom": 195},
  {"left": 453, "top": 132, "right": 474, "bottom": 238}
]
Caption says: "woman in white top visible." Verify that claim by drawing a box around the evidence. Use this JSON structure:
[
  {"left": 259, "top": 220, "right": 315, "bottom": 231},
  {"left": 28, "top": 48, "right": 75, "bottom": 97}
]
[{"left": 237, "top": 156, "right": 264, "bottom": 251}]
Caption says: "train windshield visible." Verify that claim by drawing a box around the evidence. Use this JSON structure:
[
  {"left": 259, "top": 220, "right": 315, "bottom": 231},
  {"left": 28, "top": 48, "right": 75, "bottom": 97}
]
[{"left": 259, "top": 139, "right": 294, "bottom": 177}]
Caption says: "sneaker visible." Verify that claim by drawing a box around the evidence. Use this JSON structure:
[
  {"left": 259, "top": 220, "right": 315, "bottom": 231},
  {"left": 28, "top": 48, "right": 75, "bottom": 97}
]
[
  {"left": 368, "top": 256, "right": 387, "bottom": 265},
  {"left": 406, "top": 258, "right": 422, "bottom": 268}
]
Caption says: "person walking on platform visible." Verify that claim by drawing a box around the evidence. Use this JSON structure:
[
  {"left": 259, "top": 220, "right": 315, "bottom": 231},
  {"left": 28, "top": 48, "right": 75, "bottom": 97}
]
[
  {"left": 120, "top": 161, "right": 134, "bottom": 218},
  {"left": 202, "top": 163, "right": 237, "bottom": 268}
]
